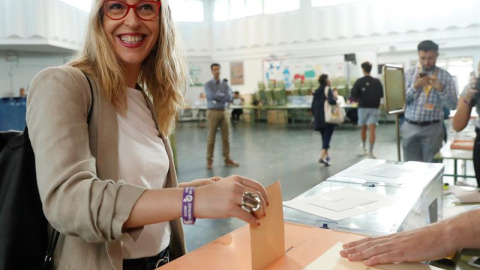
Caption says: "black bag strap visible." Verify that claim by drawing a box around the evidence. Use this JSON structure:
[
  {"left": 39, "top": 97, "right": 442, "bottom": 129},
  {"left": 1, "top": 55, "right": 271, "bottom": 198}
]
[{"left": 43, "top": 72, "right": 94, "bottom": 267}]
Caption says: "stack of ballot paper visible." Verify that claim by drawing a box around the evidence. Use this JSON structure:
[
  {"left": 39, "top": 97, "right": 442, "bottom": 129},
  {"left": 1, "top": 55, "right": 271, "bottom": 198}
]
[
  {"left": 449, "top": 185, "right": 480, "bottom": 203},
  {"left": 283, "top": 186, "right": 396, "bottom": 221}
]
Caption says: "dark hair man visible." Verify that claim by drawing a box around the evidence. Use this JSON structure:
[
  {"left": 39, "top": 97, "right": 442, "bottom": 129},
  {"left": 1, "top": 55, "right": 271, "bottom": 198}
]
[
  {"left": 351, "top": 62, "right": 383, "bottom": 158},
  {"left": 204, "top": 63, "right": 239, "bottom": 169},
  {"left": 402, "top": 40, "right": 457, "bottom": 162}
]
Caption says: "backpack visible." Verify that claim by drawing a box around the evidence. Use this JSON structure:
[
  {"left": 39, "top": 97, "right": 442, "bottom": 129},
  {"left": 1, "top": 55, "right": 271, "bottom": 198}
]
[{"left": 0, "top": 72, "right": 93, "bottom": 270}]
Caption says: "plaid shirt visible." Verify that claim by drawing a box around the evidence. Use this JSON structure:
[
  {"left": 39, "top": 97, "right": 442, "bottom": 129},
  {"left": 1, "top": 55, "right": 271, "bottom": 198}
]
[{"left": 404, "top": 66, "right": 457, "bottom": 121}]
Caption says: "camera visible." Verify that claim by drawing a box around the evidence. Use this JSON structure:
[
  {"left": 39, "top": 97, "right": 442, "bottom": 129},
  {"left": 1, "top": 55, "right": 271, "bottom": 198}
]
[{"left": 419, "top": 72, "right": 427, "bottom": 78}]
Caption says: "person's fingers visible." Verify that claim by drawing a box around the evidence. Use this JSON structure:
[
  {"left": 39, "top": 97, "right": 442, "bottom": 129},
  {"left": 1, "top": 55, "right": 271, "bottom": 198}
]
[
  {"left": 363, "top": 249, "right": 407, "bottom": 266},
  {"left": 342, "top": 237, "right": 374, "bottom": 249},
  {"left": 345, "top": 239, "right": 397, "bottom": 262},
  {"left": 232, "top": 175, "right": 269, "bottom": 206},
  {"left": 211, "top": 176, "right": 222, "bottom": 182},
  {"left": 341, "top": 237, "right": 389, "bottom": 258},
  {"left": 230, "top": 206, "right": 260, "bottom": 226},
  {"left": 253, "top": 190, "right": 267, "bottom": 218},
  {"left": 238, "top": 186, "right": 266, "bottom": 219}
]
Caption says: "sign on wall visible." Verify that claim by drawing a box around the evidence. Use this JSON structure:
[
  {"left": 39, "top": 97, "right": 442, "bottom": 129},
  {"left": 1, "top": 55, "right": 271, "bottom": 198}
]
[
  {"left": 262, "top": 58, "right": 347, "bottom": 89},
  {"left": 188, "top": 63, "right": 210, "bottom": 86},
  {"left": 230, "top": 61, "right": 244, "bottom": 85}
]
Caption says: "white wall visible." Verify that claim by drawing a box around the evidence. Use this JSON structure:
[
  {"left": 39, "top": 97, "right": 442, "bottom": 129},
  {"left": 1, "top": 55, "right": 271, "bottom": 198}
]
[
  {"left": 0, "top": 0, "right": 88, "bottom": 52},
  {"left": 181, "top": 0, "right": 480, "bottom": 99},
  {"left": 1, "top": 0, "right": 479, "bottom": 101},
  {"left": 0, "top": 51, "right": 73, "bottom": 97}
]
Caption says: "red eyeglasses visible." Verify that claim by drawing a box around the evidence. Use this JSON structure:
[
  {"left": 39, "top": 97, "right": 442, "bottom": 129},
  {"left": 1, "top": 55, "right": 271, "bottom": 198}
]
[{"left": 103, "top": 1, "right": 161, "bottom": 21}]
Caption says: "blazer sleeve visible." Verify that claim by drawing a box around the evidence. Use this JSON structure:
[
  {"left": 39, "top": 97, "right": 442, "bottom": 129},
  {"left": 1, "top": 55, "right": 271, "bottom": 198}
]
[{"left": 26, "top": 67, "right": 147, "bottom": 243}]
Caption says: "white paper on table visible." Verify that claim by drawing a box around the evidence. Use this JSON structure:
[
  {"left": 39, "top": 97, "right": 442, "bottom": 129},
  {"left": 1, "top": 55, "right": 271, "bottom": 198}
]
[
  {"left": 449, "top": 185, "right": 480, "bottom": 203},
  {"left": 333, "top": 160, "right": 436, "bottom": 187},
  {"left": 304, "top": 242, "right": 443, "bottom": 270},
  {"left": 283, "top": 186, "right": 396, "bottom": 221}
]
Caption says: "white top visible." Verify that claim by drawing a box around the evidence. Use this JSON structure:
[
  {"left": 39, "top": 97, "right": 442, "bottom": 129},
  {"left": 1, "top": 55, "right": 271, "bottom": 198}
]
[{"left": 118, "top": 87, "right": 170, "bottom": 259}]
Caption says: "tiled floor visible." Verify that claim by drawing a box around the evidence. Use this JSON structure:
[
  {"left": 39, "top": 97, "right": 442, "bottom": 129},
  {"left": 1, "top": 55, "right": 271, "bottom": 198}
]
[{"left": 174, "top": 120, "right": 476, "bottom": 252}]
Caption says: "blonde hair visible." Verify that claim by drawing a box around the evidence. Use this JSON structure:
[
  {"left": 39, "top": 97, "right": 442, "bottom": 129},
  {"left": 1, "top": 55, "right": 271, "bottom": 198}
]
[{"left": 69, "top": 0, "right": 186, "bottom": 136}]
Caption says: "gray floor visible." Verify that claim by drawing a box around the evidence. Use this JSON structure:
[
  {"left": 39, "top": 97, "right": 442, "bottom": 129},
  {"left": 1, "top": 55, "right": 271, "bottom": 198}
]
[{"left": 175, "top": 121, "right": 402, "bottom": 251}]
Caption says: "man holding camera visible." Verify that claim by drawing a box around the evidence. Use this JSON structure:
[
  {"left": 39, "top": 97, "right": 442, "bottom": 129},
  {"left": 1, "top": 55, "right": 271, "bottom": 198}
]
[{"left": 402, "top": 40, "right": 458, "bottom": 162}]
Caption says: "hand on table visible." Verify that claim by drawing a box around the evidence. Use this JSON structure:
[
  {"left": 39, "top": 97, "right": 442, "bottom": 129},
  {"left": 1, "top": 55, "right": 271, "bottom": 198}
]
[{"left": 340, "top": 222, "right": 453, "bottom": 266}]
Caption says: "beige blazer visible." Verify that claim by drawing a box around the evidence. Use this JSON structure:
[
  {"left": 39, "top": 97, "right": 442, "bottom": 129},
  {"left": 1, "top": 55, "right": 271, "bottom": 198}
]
[{"left": 26, "top": 66, "right": 186, "bottom": 270}]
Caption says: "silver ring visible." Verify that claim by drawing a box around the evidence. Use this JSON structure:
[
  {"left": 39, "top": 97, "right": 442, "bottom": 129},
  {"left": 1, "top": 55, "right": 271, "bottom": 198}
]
[{"left": 241, "top": 191, "right": 261, "bottom": 213}]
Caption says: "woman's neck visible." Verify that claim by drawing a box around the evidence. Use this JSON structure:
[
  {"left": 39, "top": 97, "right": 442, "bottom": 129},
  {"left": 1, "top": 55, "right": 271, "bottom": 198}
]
[{"left": 124, "top": 64, "right": 141, "bottom": 88}]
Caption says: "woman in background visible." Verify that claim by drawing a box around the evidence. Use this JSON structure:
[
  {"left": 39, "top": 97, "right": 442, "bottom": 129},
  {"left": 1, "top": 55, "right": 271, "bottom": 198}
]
[{"left": 312, "top": 74, "right": 338, "bottom": 166}]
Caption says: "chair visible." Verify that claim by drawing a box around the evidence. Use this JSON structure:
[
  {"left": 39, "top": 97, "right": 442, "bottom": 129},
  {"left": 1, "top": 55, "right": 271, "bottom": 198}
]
[
  {"left": 266, "top": 89, "right": 275, "bottom": 106},
  {"left": 258, "top": 81, "right": 266, "bottom": 91},
  {"left": 300, "top": 79, "right": 312, "bottom": 96},
  {"left": 273, "top": 80, "right": 286, "bottom": 106},
  {"left": 333, "top": 76, "right": 348, "bottom": 99},
  {"left": 349, "top": 78, "right": 358, "bottom": 88},
  {"left": 267, "top": 80, "right": 276, "bottom": 91},
  {"left": 257, "top": 90, "right": 268, "bottom": 105},
  {"left": 312, "top": 79, "right": 320, "bottom": 91},
  {"left": 334, "top": 76, "right": 347, "bottom": 89},
  {"left": 291, "top": 79, "right": 301, "bottom": 96}
]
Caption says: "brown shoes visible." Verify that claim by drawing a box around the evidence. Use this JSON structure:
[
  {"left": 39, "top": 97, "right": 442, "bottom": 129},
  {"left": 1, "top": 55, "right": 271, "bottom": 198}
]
[
  {"left": 225, "top": 159, "right": 239, "bottom": 167},
  {"left": 208, "top": 159, "right": 239, "bottom": 169}
]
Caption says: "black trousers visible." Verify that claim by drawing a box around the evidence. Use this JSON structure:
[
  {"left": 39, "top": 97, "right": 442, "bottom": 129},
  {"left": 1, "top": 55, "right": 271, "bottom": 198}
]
[
  {"left": 319, "top": 124, "right": 335, "bottom": 150},
  {"left": 474, "top": 128, "right": 480, "bottom": 187},
  {"left": 231, "top": 109, "right": 243, "bottom": 120},
  {"left": 123, "top": 247, "right": 170, "bottom": 270}
]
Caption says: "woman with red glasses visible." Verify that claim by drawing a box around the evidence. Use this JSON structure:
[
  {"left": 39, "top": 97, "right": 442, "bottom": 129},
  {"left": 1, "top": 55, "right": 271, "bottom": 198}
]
[{"left": 26, "top": 1, "right": 268, "bottom": 269}]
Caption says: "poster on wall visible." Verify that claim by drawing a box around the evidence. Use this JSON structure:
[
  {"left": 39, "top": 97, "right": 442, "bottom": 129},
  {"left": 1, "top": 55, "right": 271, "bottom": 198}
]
[
  {"left": 262, "top": 58, "right": 347, "bottom": 89},
  {"left": 188, "top": 64, "right": 207, "bottom": 86},
  {"left": 230, "top": 61, "right": 244, "bottom": 85}
]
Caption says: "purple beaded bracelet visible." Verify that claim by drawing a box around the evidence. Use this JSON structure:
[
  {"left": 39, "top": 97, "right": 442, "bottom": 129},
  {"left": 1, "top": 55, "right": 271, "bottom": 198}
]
[{"left": 182, "top": 187, "right": 196, "bottom": 225}]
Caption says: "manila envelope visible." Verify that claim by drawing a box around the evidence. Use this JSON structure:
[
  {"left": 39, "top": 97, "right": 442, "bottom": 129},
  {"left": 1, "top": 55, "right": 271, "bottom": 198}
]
[{"left": 250, "top": 181, "right": 285, "bottom": 270}]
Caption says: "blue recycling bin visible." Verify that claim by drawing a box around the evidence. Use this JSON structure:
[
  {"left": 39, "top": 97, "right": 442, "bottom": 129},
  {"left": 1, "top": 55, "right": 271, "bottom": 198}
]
[{"left": 0, "top": 97, "right": 27, "bottom": 131}]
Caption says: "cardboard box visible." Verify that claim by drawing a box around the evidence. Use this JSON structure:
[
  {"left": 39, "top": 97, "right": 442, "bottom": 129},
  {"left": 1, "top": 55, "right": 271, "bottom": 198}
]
[{"left": 267, "top": 110, "right": 286, "bottom": 124}]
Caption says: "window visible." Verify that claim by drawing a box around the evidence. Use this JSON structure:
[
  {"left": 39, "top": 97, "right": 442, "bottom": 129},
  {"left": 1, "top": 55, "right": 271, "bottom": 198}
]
[
  {"left": 214, "top": 0, "right": 298, "bottom": 21},
  {"left": 229, "top": 0, "right": 246, "bottom": 19},
  {"left": 245, "top": 0, "right": 263, "bottom": 16},
  {"left": 311, "top": 0, "right": 359, "bottom": 8},
  {"left": 214, "top": 0, "right": 230, "bottom": 21},
  {"left": 169, "top": 0, "right": 204, "bottom": 22},
  {"left": 446, "top": 58, "right": 474, "bottom": 91},
  {"left": 60, "top": 0, "right": 91, "bottom": 12},
  {"left": 264, "top": 0, "right": 299, "bottom": 14}
]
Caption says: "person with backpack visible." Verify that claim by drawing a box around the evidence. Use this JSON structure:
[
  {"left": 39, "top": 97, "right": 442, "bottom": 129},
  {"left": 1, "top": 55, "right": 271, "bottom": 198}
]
[
  {"left": 351, "top": 61, "right": 384, "bottom": 159},
  {"left": 25, "top": 1, "right": 268, "bottom": 269}
]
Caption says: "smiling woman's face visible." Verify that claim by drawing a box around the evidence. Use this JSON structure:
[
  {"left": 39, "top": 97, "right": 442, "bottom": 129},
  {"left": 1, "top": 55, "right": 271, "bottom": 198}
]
[{"left": 102, "top": 0, "right": 160, "bottom": 70}]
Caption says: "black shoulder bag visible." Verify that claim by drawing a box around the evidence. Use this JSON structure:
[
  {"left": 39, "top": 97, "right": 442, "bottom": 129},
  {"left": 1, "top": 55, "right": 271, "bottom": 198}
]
[{"left": 0, "top": 73, "right": 93, "bottom": 270}]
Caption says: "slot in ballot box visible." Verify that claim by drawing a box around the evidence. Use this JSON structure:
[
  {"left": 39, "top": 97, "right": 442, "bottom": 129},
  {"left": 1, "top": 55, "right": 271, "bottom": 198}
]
[{"left": 284, "top": 159, "right": 444, "bottom": 236}]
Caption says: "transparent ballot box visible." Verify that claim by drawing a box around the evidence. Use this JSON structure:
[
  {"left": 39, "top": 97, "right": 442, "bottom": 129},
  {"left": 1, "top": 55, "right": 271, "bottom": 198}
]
[{"left": 284, "top": 159, "right": 444, "bottom": 236}]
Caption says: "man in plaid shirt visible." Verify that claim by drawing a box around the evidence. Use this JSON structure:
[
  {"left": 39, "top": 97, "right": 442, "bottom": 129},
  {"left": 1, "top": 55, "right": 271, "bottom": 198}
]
[{"left": 402, "top": 40, "right": 458, "bottom": 162}]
